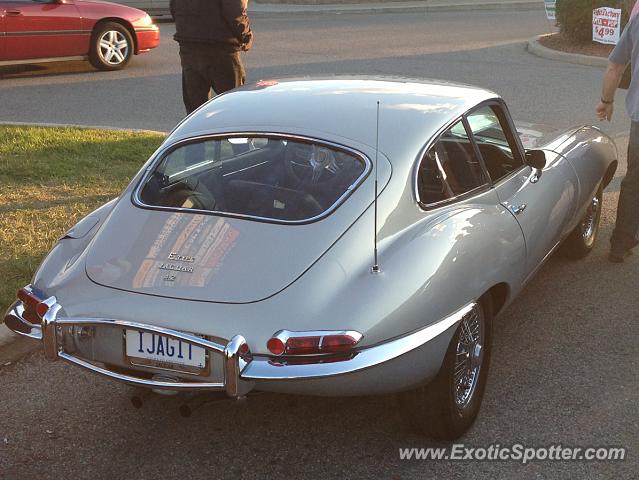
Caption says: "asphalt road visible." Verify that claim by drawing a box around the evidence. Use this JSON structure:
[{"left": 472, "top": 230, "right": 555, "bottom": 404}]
[{"left": 1, "top": 8, "right": 638, "bottom": 480}]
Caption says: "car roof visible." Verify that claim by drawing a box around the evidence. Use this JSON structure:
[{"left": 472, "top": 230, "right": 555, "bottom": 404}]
[{"left": 168, "top": 77, "right": 500, "bottom": 161}]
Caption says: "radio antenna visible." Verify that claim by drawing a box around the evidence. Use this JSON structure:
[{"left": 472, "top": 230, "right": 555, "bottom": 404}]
[{"left": 372, "top": 101, "right": 381, "bottom": 274}]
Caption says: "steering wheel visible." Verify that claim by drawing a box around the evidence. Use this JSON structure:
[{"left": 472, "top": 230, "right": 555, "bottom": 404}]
[{"left": 284, "top": 143, "right": 339, "bottom": 187}]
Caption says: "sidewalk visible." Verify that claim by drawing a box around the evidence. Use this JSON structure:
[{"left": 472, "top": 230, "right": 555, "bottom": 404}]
[{"left": 250, "top": 0, "right": 543, "bottom": 14}]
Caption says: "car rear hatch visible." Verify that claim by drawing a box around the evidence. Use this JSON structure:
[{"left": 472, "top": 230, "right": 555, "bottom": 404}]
[{"left": 85, "top": 176, "right": 386, "bottom": 304}]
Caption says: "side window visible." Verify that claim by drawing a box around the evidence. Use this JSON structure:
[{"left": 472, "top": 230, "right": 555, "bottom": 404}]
[
  {"left": 418, "top": 120, "right": 488, "bottom": 205},
  {"left": 466, "top": 105, "right": 525, "bottom": 183}
]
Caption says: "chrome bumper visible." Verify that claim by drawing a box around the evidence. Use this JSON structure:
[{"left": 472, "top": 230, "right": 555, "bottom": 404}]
[
  {"left": 5, "top": 300, "right": 253, "bottom": 397},
  {"left": 5, "top": 298, "right": 473, "bottom": 396}
]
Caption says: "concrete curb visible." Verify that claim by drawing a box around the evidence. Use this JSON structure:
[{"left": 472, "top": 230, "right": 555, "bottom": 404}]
[
  {"left": 527, "top": 34, "right": 609, "bottom": 68},
  {"left": 0, "top": 121, "right": 167, "bottom": 136},
  {"left": 250, "top": 0, "right": 543, "bottom": 15}
]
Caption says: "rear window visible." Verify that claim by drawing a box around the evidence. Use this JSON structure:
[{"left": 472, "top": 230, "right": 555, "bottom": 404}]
[{"left": 137, "top": 136, "right": 369, "bottom": 222}]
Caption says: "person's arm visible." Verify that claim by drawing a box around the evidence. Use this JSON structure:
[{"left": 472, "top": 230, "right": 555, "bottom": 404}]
[
  {"left": 597, "top": 15, "right": 634, "bottom": 121},
  {"left": 596, "top": 62, "right": 627, "bottom": 121},
  {"left": 221, "top": 0, "right": 253, "bottom": 51}
]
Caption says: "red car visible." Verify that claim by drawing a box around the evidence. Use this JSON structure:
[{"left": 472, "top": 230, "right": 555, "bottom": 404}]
[{"left": 0, "top": 0, "right": 159, "bottom": 71}]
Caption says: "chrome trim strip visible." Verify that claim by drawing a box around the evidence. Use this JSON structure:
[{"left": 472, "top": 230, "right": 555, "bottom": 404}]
[
  {"left": 134, "top": 26, "right": 159, "bottom": 33},
  {"left": 242, "top": 303, "right": 474, "bottom": 381},
  {"left": 521, "top": 239, "right": 562, "bottom": 287},
  {"left": 3, "top": 302, "right": 42, "bottom": 341},
  {"left": 58, "top": 352, "right": 226, "bottom": 391},
  {"left": 272, "top": 329, "right": 363, "bottom": 342},
  {"left": 419, "top": 183, "right": 492, "bottom": 210},
  {"left": 222, "top": 160, "right": 269, "bottom": 177},
  {"left": 0, "top": 55, "right": 87, "bottom": 66},
  {"left": 414, "top": 112, "right": 475, "bottom": 208},
  {"left": 4, "top": 30, "right": 91, "bottom": 37},
  {"left": 53, "top": 318, "right": 227, "bottom": 354},
  {"left": 131, "top": 132, "right": 373, "bottom": 226},
  {"left": 224, "top": 335, "right": 254, "bottom": 396},
  {"left": 42, "top": 303, "right": 62, "bottom": 361}
]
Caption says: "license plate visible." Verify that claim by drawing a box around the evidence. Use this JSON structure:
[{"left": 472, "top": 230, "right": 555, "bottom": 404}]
[{"left": 125, "top": 330, "right": 207, "bottom": 374}]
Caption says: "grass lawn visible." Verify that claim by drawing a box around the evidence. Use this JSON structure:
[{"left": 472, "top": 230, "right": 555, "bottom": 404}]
[{"left": 0, "top": 125, "right": 165, "bottom": 317}]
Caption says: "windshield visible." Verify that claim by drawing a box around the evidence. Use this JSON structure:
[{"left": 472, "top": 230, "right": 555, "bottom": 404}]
[{"left": 137, "top": 136, "right": 369, "bottom": 222}]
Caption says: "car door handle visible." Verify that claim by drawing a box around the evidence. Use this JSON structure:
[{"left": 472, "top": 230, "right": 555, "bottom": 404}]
[
  {"left": 509, "top": 204, "right": 527, "bottom": 215},
  {"left": 6, "top": 9, "right": 22, "bottom": 16}
]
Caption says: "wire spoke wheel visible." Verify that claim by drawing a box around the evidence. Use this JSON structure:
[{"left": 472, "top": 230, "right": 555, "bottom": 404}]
[
  {"left": 399, "top": 299, "right": 492, "bottom": 440},
  {"left": 453, "top": 304, "right": 485, "bottom": 410},
  {"left": 581, "top": 194, "right": 601, "bottom": 247},
  {"left": 559, "top": 183, "right": 604, "bottom": 259}
]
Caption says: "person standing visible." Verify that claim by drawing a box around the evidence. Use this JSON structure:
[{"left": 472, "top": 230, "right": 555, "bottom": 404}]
[
  {"left": 170, "top": 0, "right": 253, "bottom": 114},
  {"left": 596, "top": 11, "right": 639, "bottom": 262}
]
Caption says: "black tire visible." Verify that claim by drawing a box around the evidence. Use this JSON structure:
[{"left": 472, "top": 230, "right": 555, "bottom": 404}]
[
  {"left": 400, "top": 300, "right": 493, "bottom": 440},
  {"left": 559, "top": 184, "right": 603, "bottom": 259},
  {"left": 89, "top": 22, "right": 133, "bottom": 71}
]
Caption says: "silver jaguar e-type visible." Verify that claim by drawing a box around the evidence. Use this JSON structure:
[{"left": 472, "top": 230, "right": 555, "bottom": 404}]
[{"left": 5, "top": 78, "right": 617, "bottom": 439}]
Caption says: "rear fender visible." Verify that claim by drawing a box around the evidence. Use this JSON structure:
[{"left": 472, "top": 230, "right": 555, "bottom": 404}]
[
  {"left": 324, "top": 188, "right": 527, "bottom": 347},
  {"left": 551, "top": 126, "right": 617, "bottom": 224},
  {"left": 32, "top": 199, "right": 118, "bottom": 290}
]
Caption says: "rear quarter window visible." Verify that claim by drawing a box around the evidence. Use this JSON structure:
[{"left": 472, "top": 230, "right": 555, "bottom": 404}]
[{"left": 417, "top": 119, "right": 488, "bottom": 206}]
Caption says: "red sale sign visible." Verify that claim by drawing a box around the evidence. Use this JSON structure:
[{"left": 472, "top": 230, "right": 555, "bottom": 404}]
[{"left": 593, "top": 7, "right": 622, "bottom": 44}]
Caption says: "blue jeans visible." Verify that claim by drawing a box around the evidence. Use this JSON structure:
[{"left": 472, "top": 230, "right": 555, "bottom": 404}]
[{"left": 611, "top": 121, "right": 639, "bottom": 252}]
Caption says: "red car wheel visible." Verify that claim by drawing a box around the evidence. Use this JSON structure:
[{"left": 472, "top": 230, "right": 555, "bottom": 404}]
[{"left": 89, "top": 22, "right": 134, "bottom": 71}]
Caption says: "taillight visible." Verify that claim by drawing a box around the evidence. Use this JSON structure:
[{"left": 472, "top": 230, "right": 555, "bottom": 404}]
[
  {"left": 266, "top": 338, "right": 285, "bottom": 356},
  {"left": 17, "top": 287, "right": 40, "bottom": 311},
  {"left": 238, "top": 343, "right": 250, "bottom": 356},
  {"left": 17, "top": 287, "right": 49, "bottom": 323},
  {"left": 321, "top": 334, "right": 359, "bottom": 352},
  {"left": 286, "top": 336, "right": 321, "bottom": 355},
  {"left": 267, "top": 331, "right": 362, "bottom": 356},
  {"left": 36, "top": 302, "right": 50, "bottom": 318}
]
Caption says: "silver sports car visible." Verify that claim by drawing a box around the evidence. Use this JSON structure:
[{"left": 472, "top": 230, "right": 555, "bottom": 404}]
[{"left": 5, "top": 78, "right": 617, "bottom": 439}]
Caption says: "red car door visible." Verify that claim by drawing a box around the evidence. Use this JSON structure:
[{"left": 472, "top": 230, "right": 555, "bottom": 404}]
[
  {"left": 3, "top": 0, "right": 84, "bottom": 61},
  {"left": 0, "top": 6, "right": 6, "bottom": 60}
]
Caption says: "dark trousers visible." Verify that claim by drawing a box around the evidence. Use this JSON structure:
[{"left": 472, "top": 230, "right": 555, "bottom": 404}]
[
  {"left": 178, "top": 42, "right": 246, "bottom": 114},
  {"left": 611, "top": 121, "right": 639, "bottom": 252}
]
